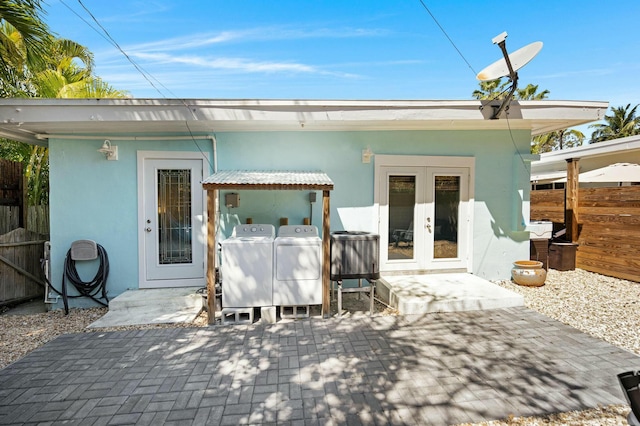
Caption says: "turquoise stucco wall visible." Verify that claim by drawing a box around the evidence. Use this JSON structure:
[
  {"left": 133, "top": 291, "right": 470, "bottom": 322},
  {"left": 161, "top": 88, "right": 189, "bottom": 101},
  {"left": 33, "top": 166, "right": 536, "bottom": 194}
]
[
  {"left": 215, "top": 130, "right": 533, "bottom": 279},
  {"left": 47, "top": 129, "right": 532, "bottom": 308},
  {"left": 48, "top": 138, "right": 214, "bottom": 309}
]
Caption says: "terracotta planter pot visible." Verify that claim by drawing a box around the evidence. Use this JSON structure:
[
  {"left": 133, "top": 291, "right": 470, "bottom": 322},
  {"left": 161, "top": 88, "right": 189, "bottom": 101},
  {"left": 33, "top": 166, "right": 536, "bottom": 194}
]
[{"left": 511, "top": 260, "right": 546, "bottom": 287}]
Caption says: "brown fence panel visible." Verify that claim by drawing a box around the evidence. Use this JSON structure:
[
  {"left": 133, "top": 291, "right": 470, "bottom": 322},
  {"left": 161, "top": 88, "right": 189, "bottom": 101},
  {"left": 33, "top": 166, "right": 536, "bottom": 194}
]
[
  {"left": 0, "top": 228, "right": 45, "bottom": 304},
  {"left": 0, "top": 205, "right": 49, "bottom": 236},
  {"left": 576, "top": 186, "right": 640, "bottom": 282},
  {"left": 531, "top": 186, "right": 640, "bottom": 282},
  {"left": 27, "top": 205, "right": 49, "bottom": 236},
  {"left": 0, "top": 206, "right": 20, "bottom": 235},
  {"left": 0, "top": 159, "right": 22, "bottom": 205},
  {"left": 530, "top": 189, "right": 564, "bottom": 222},
  {"left": 0, "top": 159, "right": 23, "bottom": 233}
]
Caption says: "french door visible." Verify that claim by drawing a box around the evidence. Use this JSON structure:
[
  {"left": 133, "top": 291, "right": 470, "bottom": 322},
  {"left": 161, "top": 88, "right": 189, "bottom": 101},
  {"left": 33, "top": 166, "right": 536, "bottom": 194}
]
[
  {"left": 138, "top": 152, "right": 207, "bottom": 288},
  {"left": 377, "top": 156, "right": 473, "bottom": 273}
]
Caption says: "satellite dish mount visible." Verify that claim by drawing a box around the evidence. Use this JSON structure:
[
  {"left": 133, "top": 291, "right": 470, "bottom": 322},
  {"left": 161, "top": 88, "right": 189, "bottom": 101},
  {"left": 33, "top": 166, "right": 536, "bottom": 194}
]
[
  {"left": 476, "top": 32, "right": 543, "bottom": 119},
  {"left": 491, "top": 32, "right": 518, "bottom": 119}
]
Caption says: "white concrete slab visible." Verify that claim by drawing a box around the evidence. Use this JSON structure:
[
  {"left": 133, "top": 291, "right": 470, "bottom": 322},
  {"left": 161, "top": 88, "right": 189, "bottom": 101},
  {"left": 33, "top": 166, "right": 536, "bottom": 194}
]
[
  {"left": 88, "top": 287, "right": 204, "bottom": 328},
  {"left": 377, "top": 273, "right": 523, "bottom": 315}
]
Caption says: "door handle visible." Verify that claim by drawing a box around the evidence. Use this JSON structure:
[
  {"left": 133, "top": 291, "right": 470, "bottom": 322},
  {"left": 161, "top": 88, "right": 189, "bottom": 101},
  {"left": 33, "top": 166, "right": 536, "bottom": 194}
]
[{"left": 145, "top": 227, "right": 152, "bottom": 233}]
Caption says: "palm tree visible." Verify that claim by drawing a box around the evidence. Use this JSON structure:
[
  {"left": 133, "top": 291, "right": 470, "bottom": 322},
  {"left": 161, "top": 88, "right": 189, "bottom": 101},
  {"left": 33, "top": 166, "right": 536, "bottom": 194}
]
[
  {"left": 531, "top": 129, "right": 585, "bottom": 154},
  {"left": 0, "top": 0, "right": 49, "bottom": 96},
  {"left": 32, "top": 37, "right": 128, "bottom": 98},
  {"left": 472, "top": 79, "right": 550, "bottom": 101},
  {"left": 590, "top": 104, "right": 640, "bottom": 143},
  {"left": 1, "top": 28, "right": 128, "bottom": 215},
  {"left": 30, "top": 37, "right": 93, "bottom": 97},
  {"left": 516, "top": 84, "right": 550, "bottom": 100},
  {"left": 472, "top": 78, "right": 510, "bottom": 100}
]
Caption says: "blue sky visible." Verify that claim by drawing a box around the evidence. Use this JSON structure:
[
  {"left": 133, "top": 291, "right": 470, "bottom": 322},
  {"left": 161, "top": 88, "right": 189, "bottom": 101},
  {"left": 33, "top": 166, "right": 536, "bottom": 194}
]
[{"left": 44, "top": 0, "right": 640, "bottom": 110}]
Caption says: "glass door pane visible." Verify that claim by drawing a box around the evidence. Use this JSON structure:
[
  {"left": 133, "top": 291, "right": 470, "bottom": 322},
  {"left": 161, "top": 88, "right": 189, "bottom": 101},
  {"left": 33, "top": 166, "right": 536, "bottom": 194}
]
[
  {"left": 157, "top": 169, "right": 192, "bottom": 265},
  {"left": 388, "top": 175, "right": 415, "bottom": 260},
  {"left": 433, "top": 175, "right": 460, "bottom": 259}
]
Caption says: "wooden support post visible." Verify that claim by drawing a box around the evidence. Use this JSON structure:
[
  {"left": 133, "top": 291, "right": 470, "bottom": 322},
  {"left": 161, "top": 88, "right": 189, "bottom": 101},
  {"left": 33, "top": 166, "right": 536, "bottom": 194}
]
[
  {"left": 20, "top": 174, "right": 25, "bottom": 229},
  {"left": 322, "top": 190, "right": 331, "bottom": 317},
  {"left": 565, "top": 158, "right": 580, "bottom": 243},
  {"left": 206, "top": 190, "right": 217, "bottom": 325}
]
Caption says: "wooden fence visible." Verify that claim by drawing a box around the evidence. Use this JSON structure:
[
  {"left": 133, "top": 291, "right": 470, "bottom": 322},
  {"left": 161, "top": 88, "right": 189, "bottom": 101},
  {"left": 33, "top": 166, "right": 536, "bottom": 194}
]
[
  {"left": 0, "top": 205, "right": 49, "bottom": 236},
  {"left": 0, "top": 159, "right": 23, "bottom": 225},
  {"left": 531, "top": 186, "right": 640, "bottom": 282},
  {"left": 0, "top": 228, "right": 45, "bottom": 304}
]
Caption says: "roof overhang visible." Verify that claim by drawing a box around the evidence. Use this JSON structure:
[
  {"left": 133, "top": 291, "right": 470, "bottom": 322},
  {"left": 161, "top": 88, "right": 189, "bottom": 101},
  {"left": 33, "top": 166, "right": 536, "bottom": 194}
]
[{"left": 0, "top": 98, "right": 608, "bottom": 145}]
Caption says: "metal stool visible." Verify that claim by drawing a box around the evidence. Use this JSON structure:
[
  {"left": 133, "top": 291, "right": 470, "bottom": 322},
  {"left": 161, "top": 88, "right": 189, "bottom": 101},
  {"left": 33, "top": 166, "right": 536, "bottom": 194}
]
[{"left": 335, "top": 278, "right": 375, "bottom": 316}]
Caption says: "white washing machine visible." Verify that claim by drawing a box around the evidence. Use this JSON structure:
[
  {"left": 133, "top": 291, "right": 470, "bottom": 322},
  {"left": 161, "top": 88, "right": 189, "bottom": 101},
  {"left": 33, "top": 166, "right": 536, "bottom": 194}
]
[
  {"left": 273, "top": 225, "right": 322, "bottom": 306},
  {"left": 221, "top": 224, "right": 275, "bottom": 308}
]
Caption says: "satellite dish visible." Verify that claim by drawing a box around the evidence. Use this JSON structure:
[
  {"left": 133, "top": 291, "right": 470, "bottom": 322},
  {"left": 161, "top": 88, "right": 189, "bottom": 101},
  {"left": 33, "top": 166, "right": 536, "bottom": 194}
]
[
  {"left": 476, "top": 32, "right": 543, "bottom": 119},
  {"left": 477, "top": 41, "right": 543, "bottom": 81}
]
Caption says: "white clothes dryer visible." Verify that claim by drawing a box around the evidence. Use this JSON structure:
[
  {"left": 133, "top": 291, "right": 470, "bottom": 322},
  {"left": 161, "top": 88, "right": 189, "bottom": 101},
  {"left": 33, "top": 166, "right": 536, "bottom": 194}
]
[{"left": 273, "top": 225, "right": 322, "bottom": 306}]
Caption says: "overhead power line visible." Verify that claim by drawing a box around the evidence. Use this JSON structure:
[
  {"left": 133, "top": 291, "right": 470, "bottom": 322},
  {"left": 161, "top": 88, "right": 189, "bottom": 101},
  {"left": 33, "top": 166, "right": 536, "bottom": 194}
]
[
  {"left": 57, "top": 0, "right": 215, "bottom": 169},
  {"left": 416, "top": 0, "right": 477, "bottom": 76},
  {"left": 74, "top": 0, "right": 173, "bottom": 98}
]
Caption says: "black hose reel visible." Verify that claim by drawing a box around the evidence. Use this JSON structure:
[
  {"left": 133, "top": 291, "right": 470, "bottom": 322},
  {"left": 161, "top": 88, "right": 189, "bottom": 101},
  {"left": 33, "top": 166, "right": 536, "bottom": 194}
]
[{"left": 60, "top": 240, "right": 110, "bottom": 314}]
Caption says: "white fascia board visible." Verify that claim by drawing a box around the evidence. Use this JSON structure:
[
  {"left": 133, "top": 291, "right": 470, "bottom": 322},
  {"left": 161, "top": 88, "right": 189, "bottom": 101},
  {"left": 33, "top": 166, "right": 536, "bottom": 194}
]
[{"left": 0, "top": 98, "right": 609, "bottom": 141}]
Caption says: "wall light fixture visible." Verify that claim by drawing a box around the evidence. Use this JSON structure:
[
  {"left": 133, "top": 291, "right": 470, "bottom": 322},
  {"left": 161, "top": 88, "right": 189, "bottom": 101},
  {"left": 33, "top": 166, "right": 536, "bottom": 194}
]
[{"left": 98, "top": 140, "right": 118, "bottom": 160}]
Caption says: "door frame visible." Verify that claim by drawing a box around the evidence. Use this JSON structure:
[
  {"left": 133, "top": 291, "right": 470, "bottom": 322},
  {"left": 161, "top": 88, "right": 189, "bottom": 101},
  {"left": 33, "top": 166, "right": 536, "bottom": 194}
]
[
  {"left": 374, "top": 155, "right": 475, "bottom": 274},
  {"left": 137, "top": 151, "right": 209, "bottom": 288}
]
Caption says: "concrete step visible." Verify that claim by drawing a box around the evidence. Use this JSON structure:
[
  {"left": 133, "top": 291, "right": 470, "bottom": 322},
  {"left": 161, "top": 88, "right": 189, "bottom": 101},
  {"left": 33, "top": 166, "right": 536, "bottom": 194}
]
[
  {"left": 377, "top": 273, "right": 523, "bottom": 315},
  {"left": 88, "top": 287, "right": 204, "bottom": 328},
  {"left": 108, "top": 287, "right": 203, "bottom": 310}
]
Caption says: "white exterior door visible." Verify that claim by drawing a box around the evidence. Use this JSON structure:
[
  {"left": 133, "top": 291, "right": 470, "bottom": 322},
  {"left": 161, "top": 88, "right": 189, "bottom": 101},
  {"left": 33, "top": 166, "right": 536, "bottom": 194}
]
[
  {"left": 376, "top": 155, "right": 474, "bottom": 274},
  {"left": 138, "top": 152, "right": 207, "bottom": 288},
  {"left": 425, "top": 167, "right": 470, "bottom": 270}
]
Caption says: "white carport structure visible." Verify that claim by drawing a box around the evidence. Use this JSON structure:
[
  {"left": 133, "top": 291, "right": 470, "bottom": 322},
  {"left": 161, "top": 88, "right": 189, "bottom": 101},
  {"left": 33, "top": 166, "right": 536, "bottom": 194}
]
[
  {"left": 553, "top": 162, "right": 640, "bottom": 183},
  {"left": 531, "top": 135, "right": 640, "bottom": 241}
]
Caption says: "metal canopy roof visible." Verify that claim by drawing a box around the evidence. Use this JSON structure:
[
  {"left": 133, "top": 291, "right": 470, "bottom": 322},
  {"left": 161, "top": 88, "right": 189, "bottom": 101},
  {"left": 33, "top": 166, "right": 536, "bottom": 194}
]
[{"left": 201, "top": 170, "right": 334, "bottom": 190}]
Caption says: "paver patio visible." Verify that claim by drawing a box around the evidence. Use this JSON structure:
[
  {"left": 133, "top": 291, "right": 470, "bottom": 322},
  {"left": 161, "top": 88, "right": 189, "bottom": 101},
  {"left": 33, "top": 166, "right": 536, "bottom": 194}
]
[{"left": 0, "top": 306, "right": 638, "bottom": 425}]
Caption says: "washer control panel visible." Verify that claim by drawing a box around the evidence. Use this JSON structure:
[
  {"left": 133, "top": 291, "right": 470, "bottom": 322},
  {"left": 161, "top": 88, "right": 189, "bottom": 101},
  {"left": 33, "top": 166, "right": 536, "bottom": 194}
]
[
  {"left": 277, "top": 225, "right": 319, "bottom": 238},
  {"left": 232, "top": 224, "right": 275, "bottom": 238}
]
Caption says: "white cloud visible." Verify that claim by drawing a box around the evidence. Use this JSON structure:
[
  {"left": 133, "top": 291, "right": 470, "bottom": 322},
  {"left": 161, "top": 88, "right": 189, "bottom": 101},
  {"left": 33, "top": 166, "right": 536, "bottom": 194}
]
[
  {"left": 121, "top": 26, "right": 388, "bottom": 54},
  {"left": 125, "top": 31, "right": 244, "bottom": 53},
  {"left": 133, "top": 52, "right": 319, "bottom": 74}
]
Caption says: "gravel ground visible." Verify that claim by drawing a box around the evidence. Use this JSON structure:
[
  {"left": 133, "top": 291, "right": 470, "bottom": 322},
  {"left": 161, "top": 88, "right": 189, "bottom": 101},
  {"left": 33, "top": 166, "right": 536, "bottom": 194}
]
[{"left": 1, "top": 268, "right": 638, "bottom": 425}]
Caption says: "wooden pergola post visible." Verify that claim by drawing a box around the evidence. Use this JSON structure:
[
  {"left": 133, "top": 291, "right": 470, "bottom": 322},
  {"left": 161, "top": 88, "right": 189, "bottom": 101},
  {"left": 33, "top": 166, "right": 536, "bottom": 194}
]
[
  {"left": 565, "top": 158, "right": 580, "bottom": 242},
  {"left": 206, "top": 190, "right": 217, "bottom": 325},
  {"left": 322, "top": 190, "right": 331, "bottom": 318}
]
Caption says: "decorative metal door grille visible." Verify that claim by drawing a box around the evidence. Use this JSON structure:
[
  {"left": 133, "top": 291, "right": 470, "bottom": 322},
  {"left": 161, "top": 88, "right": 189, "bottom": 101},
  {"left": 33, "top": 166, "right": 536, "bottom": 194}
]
[{"left": 157, "top": 169, "right": 192, "bottom": 264}]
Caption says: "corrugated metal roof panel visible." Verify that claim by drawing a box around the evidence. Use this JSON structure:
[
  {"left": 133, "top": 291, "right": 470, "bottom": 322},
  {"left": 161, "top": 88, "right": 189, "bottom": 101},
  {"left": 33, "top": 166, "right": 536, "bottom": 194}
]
[{"left": 202, "top": 170, "right": 334, "bottom": 188}]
